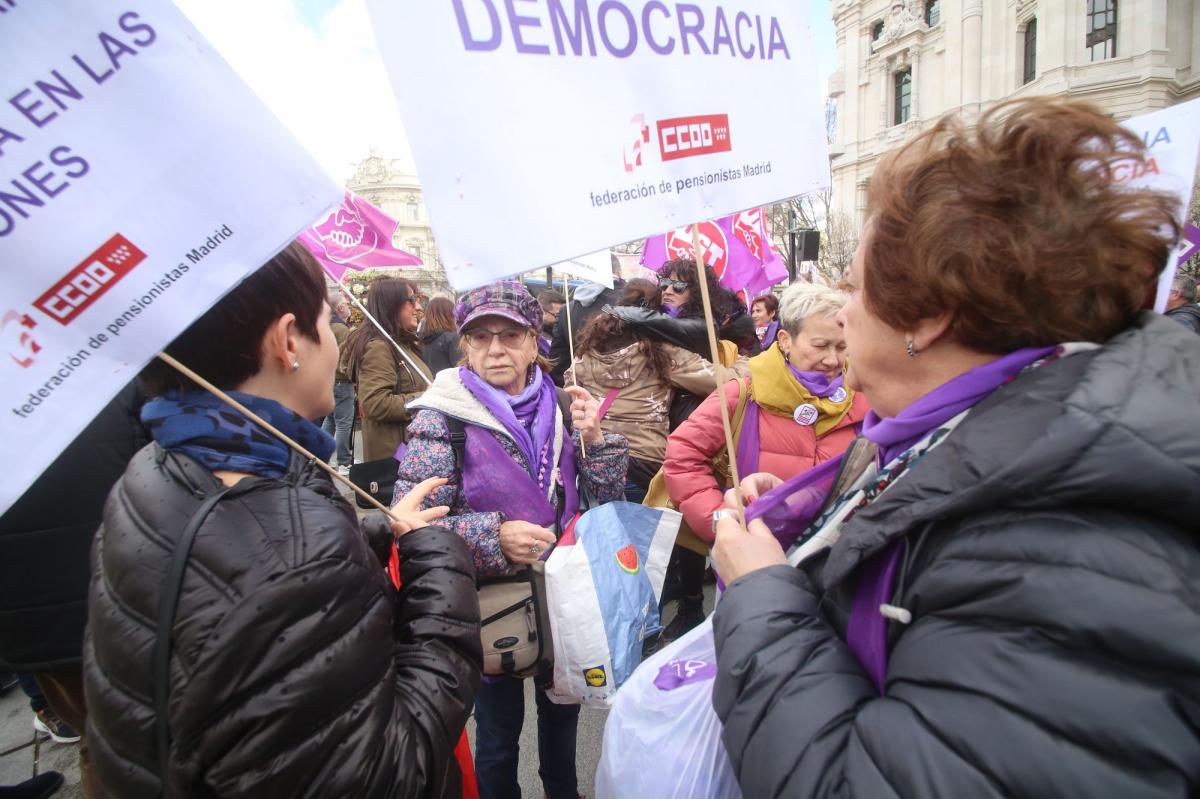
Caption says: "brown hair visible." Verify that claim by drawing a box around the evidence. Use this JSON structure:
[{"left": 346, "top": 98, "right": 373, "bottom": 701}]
[
  {"left": 864, "top": 97, "right": 1179, "bottom": 352},
  {"left": 343, "top": 276, "right": 422, "bottom": 377},
  {"left": 141, "top": 241, "right": 327, "bottom": 394},
  {"left": 751, "top": 293, "right": 779, "bottom": 318},
  {"left": 575, "top": 278, "right": 673, "bottom": 381},
  {"left": 423, "top": 296, "right": 456, "bottom": 333}
]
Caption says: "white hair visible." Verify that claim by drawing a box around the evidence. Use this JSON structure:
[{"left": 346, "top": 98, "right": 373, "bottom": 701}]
[{"left": 777, "top": 282, "right": 848, "bottom": 336}]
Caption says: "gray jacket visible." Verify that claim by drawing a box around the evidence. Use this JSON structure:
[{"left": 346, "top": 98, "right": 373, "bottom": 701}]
[{"left": 713, "top": 313, "right": 1200, "bottom": 797}]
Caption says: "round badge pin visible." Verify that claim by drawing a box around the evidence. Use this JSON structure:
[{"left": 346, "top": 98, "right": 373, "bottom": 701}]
[
  {"left": 793, "top": 403, "right": 819, "bottom": 426},
  {"left": 830, "top": 387, "right": 847, "bottom": 403}
]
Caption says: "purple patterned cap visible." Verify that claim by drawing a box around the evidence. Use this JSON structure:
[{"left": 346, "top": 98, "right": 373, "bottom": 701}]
[{"left": 455, "top": 280, "right": 543, "bottom": 333}]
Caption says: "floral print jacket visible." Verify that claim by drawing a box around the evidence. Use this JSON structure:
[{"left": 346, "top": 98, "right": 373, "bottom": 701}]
[{"left": 393, "top": 370, "right": 629, "bottom": 578}]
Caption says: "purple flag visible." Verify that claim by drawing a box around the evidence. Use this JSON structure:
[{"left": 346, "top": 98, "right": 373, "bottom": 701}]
[
  {"left": 641, "top": 209, "right": 789, "bottom": 301},
  {"left": 298, "top": 191, "right": 422, "bottom": 280},
  {"left": 1178, "top": 223, "right": 1200, "bottom": 264}
]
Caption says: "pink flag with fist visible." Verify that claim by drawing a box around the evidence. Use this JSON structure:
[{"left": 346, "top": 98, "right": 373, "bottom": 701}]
[
  {"left": 299, "top": 191, "right": 422, "bottom": 280},
  {"left": 642, "top": 209, "right": 789, "bottom": 300}
]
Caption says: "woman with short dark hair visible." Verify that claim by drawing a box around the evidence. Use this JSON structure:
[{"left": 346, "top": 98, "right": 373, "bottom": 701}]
[
  {"left": 85, "top": 242, "right": 481, "bottom": 797},
  {"left": 750, "top": 292, "right": 780, "bottom": 348},
  {"left": 341, "top": 277, "right": 432, "bottom": 461},
  {"left": 711, "top": 97, "right": 1200, "bottom": 797}
]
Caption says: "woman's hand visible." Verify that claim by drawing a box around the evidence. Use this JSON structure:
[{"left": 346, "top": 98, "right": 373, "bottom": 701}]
[
  {"left": 389, "top": 477, "right": 450, "bottom": 537},
  {"left": 499, "top": 520, "right": 557, "bottom": 565},
  {"left": 712, "top": 514, "right": 787, "bottom": 585},
  {"left": 723, "top": 472, "right": 784, "bottom": 510},
  {"left": 564, "top": 385, "right": 605, "bottom": 446}
]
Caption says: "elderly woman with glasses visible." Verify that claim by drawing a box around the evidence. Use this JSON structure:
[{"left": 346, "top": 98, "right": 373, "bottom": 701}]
[
  {"left": 393, "top": 280, "right": 628, "bottom": 799},
  {"left": 710, "top": 98, "right": 1200, "bottom": 797},
  {"left": 341, "top": 276, "right": 432, "bottom": 461}
]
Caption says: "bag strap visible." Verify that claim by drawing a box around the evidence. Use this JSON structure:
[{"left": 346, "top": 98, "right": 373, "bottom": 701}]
[{"left": 154, "top": 486, "right": 233, "bottom": 791}]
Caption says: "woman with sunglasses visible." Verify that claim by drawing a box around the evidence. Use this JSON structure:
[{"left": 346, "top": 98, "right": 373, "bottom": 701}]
[
  {"left": 341, "top": 277, "right": 432, "bottom": 462},
  {"left": 393, "top": 280, "right": 629, "bottom": 799}
]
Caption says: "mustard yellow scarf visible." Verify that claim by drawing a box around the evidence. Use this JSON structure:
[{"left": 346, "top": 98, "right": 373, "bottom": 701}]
[{"left": 747, "top": 344, "right": 855, "bottom": 436}]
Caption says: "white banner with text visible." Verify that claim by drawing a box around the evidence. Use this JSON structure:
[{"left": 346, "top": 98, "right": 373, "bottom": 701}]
[
  {"left": 366, "top": 0, "right": 829, "bottom": 290},
  {"left": 0, "top": 0, "right": 340, "bottom": 514}
]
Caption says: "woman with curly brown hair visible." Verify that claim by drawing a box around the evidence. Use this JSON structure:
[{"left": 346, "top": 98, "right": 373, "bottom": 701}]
[
  {"left": 709, "top": 97, "right": 1200, "bottom": 796},
  {"left": 569, "top": 278, "right": 727, "bottom": 503}
]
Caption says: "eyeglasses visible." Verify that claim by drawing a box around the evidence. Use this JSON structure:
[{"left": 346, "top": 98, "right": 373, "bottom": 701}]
[
  {"left": 659, "top": 279, "right": 689, "bottom": 293},
  {"left": 464, "top": 327, "right": 530, "bottom": 350},
  {"left": 401, "top": 295, "right": 420, "bottom": 306}
]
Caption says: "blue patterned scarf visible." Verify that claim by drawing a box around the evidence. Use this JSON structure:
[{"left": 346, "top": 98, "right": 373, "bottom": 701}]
[{"left": 142, "top": 390, "right": 335, "bottom": 479}]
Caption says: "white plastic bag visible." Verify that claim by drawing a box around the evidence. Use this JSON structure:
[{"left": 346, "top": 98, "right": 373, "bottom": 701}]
[
  {"left": 595, "top": 617, "right": 743, "bottom": 799},
  {"left": 544, "top": 501, "right": 678, "bottom": 707}
]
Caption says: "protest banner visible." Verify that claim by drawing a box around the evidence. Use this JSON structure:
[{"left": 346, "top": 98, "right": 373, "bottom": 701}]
[
  {"left": 366, "top": 0, "right": 829, "bottom": 291},
  {"left": 0, "top": 1, "right": 341, "bottom": 515},
  {"left": 642, "top": 208, "right": 788, "bottom": 298},
  {"left": 552, "top": 250, "right": 615, "bottom": 289},
  {"left": 1118, "top": 98, "right": 1200, "bottom": 310}
]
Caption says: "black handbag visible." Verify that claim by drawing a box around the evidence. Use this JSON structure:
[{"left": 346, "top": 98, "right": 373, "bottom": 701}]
[{"left": 348, "top": 457, "right": 399, "bottom": 509}]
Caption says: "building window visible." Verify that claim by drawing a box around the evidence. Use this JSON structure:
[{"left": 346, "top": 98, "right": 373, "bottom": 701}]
[
  {"left": 1023, "top": 19, "right": 1037, "bottom": 84},
  {"left": 407, "top": 200, "right": 419, "bottom": 222},
  {"left": 412, "top": 244, "right": 423, "bottom": 261},
  {"left": 871, "top": 20, "right": 884, "bottom": 41},
  {"left": 1086, "top": 0, "right": 1116, "bottom": 61},
  {"left": 924, "top": 0, "right": 941, "bottom": 26},
  {"left": 893, "top": 68, "right": 912, "bottom": 125}
]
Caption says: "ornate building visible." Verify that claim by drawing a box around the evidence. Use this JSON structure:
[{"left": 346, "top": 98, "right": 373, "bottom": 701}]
[
  {"left": 344, "top": 152, "right": 450, "bottom": 296},
  {"left": 828, "top": 0, "right": 1200, "bottom": 222}
]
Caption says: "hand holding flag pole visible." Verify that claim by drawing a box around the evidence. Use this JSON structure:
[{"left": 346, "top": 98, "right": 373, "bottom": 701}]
[{"left": 562, "top": 273, "right": 586, "bottom": 459}]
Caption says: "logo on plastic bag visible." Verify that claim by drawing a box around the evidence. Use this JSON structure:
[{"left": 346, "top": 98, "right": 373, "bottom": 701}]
[
  {"left": 614, "top": 544, "right": 639, "bottom": 574},
  {"left": 584, "top": 666, "right": 608, "bottom": 687}
]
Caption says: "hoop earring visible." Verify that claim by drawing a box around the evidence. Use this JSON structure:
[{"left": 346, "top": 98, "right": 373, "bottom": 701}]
[{"left": 905, "top": 341, "right": 917, "bottom": 358}]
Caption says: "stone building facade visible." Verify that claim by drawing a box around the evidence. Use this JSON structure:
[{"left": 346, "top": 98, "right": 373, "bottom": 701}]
[
  {"left": 344, "top": 152, "right": 450, "bottom": 296},
  {"left": 828, "top": 0, "right": 1200, "bottom": 222}
]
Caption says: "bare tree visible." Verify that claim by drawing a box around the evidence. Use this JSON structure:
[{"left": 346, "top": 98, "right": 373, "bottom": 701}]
[
  {"left": 1181, "top": 165, "right": 1200, "bottom": 279},
  {"left": 765, "top": 189, "right": 859, "bottom": 285}
]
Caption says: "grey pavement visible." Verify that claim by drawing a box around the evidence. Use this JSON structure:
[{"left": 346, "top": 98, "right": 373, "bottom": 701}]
[{"left": 0, "top": 684, "right": 82, "bottom": 798}]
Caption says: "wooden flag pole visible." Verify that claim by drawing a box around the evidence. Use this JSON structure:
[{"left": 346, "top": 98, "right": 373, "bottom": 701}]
[
  {"left": 334, "top": 273, "right": 432, "bottom": 387},
  {"left": 562, "top": 274, "right": 586, "bottom": 459},
  {"left": 690, "top": 224, "right": 747, "bottom": 530},
  {"left": 157, "top": 352, "right": 400, "bottom": 520}
]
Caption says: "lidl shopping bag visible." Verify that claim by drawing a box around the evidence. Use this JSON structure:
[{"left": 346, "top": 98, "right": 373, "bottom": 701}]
[
  {"left": 544, "top": 501, "right": 679, "bottom": 706},
  {"left": 595, "top": 618, "right": 742, "bottom": 799}
]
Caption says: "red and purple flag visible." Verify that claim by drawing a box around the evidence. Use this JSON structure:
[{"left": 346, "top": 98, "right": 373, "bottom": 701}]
[
  {"left": 299, "top": 191, "right": 422, "bottom": 281},
  {"left": 641, "top": 209, "right": 788, "bottom": 303}
]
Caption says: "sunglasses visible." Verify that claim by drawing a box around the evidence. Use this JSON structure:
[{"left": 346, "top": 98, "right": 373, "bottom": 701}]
[
  {"left": 659, "top": 279, "right": 689, "bottom": 293},
  {"left": 464, "top": 327, "right": 530, "bottom": 350}
]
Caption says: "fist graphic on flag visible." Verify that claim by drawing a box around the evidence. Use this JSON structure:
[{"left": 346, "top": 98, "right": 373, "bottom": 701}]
[{"left": 299, "top": 192, "right": 422, "bottom": 280}]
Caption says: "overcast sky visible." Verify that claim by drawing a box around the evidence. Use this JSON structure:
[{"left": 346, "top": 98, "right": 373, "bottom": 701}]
[{"left": 177, "top": 1, "right": 839, "bottom": 183}]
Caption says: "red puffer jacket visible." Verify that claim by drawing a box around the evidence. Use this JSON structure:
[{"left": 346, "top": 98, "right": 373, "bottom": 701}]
[{"left": 664, "top": 378, "right": 868, "bottom": 542}]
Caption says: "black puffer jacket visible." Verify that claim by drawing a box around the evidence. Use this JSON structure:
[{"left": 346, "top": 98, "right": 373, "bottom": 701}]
[
  {"left": 713, "top": 313, "right": 1200, "bottom": 797},
  {"left": 0, "top": 382, "right": 147, "bottom": 671},
  {"left": 84, "top": 445, "right": 481, "bottom": 798}
]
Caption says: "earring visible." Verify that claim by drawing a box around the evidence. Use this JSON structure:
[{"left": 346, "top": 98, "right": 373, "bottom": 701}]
[
  {"left": 905, "top": 340, "right": 917, "bottom": 358},
  {"left": 291, "top": 361, "right": 300, "bottom": 371}
]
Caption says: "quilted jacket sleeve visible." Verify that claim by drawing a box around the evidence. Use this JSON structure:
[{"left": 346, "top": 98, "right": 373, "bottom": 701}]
[
  {"left": 663, "top": 379, "right": 742, "bottom": 540},
  {"left": 712, "top": 510, "right": 1200, "bottom": 798},
  {"left": 394, "top": 409, "right": 509, "bottom": 577},
  {"left": 576, "top": 431, "right": 629, "bottom": 505},
  {"left": 180, "top": 524, "right": 480, "bottom": 799}
]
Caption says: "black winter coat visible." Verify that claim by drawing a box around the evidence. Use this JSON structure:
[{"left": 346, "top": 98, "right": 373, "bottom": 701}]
[
  {"left": 713, "top": 313, "right": 1200, "bottom": 797},
  {"left": 1165, "top": 303, "right": 1200, "bottom": 333},
  {"left": 422, "top": 329, "right": 464, "bottom": 375},
  {"left": 84, "top": 445, "right": 481, "bottom": 798},
  {"left": 0, "top": 382, "right": 147, "bottom": 671}
]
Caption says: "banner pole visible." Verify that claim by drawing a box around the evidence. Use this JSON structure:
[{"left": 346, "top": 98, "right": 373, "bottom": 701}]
[
  {"left": 689, "top": 225, "right": 746, "bottom": 530},
  {"left": 157, "top": 352, "right": 400, "bottom": 520},
  {"left": 562, "top": 274, "right": 586, "bottom": 459},
  {"left": 334, "top": 273, "right": 432, "bottom": 387}
]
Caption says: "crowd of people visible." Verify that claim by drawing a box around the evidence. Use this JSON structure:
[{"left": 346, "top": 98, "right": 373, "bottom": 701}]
[{"left": 0, "top": 96, "right": 1198, "bottom": 799}]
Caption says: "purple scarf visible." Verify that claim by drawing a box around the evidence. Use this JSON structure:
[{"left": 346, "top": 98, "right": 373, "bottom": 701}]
[
  {"left": 745, "top": 346, "right": 1056, "bottom": 544},
  {"left": 459, "top": 365, "right": 558, "bottom": 493},
  {"left": 661, "top": 303, "right": 684, "bottom": 318},
  {"left": 759, "top": 320, "right": 780, "bottom": 348},
  {"left": 787, "top": 365, "right": 845, "bottom": 399}
]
